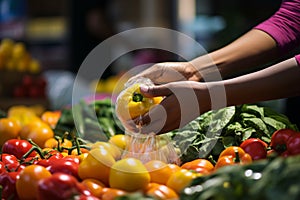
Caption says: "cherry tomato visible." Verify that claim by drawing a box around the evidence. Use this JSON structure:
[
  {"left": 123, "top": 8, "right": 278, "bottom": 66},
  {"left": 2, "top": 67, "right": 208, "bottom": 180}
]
[
  {"left": 78, "top": 148, "right": 115, "bottom": 186},
  {"left": 108, "top": 134, "right": 127, "bottom": 150},
  {"left": 1, "top": 153, "right": 25, "bottom": 172},
  {"left": 2, "top": 139, "right": 36, "bottom": 159},
  {"left": 0, "top": 171, "right": 20, "bottom": 200},
  {"left": 109, "top": 158, "right": 150, "bottom": 192},
  {"left": 41, "top": 110, "right": 61, "bottom": 129},
  {"left": 181, "top": 158, "right": 214, "bottom": 174},
  {"left": 146, "top": 183, "right": 179, "bottom": 200},
  {"left": 37, "top": 173, "right": 92, "bottom": 200},
  {"left": 166, "top": 169, "right": 197, "bottom": 194},
  {"left": 19, "top": 121, "right": 54, "bottom": 148},
  {"left": 0, "top": 118, "right": 21, "bottom": 146},
  {"left": 16, "top": 165, "right": 52, "bottom": 200},
  {"left": 81, "top": 178, "right": 106, "bottom": 198},
  {"left": 47, "top": 158, "right": 79, "bottom": 179},
  {"left": 240, "top": 138, "right": 268, "bottom": 160},
  {"left": 101, "top": 188, "right": 127, "bottom": 200},
  {"left": 44, "top": 137, "right": 72, "bottom": 150},
  {"left": 144, "top": 160, "right": 181, "bottom": 185}
]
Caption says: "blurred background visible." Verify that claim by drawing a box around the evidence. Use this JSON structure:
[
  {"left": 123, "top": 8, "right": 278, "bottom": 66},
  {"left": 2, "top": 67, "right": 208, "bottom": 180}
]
[{"left": 0, "top": 0, "right": 299, "bottom": 126}]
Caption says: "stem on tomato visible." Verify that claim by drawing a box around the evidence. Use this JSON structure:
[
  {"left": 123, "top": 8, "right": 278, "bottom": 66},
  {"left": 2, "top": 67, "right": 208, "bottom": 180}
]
[{"left": 24, "top": 139, "right": 45, "bottom": 159}]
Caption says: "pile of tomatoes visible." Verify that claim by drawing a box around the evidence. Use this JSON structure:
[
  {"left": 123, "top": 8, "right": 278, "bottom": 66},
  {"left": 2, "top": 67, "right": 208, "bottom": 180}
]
[{"left": 1, "top": 105, "right": 300, "bottom": 200}]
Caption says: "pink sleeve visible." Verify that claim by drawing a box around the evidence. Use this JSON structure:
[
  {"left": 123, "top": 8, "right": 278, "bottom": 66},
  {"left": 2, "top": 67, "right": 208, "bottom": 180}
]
[
  {"left": 295, "top": 54, "right": 300, "bottom": 66},
  {"left": 254, "top": 0, "right": 300, "bottom": 55}
]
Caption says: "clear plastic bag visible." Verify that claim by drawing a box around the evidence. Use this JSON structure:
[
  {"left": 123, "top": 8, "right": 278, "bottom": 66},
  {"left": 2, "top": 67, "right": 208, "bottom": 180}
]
[
  {"left": 121, "top": 132, "right": 181, "bottom": 165},
  {"left": 116, "top": 77, "right": 181, "bottom": 164}
]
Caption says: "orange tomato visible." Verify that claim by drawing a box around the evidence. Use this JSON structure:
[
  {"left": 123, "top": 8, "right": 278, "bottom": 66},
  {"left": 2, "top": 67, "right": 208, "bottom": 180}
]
[
  {"left": 16, "top": 165, "right": 52, "bottom": 200},
  {"left": 82, "top": 178, "right": 106, "bottom": 198},
  {"left": 101, "top": 188, "right": 127, "bottom": 200},
  {"left": 146, "top": 183, "right": 179, "bottom": 200},
  {"left": 19, "top": 121, "right": 54, "bottom": 148},
  {"left": 144, "top": 160, "right": 181, "bottom": 185},
  {"left": 181, "top": 158, "right": 214, "bottom": 174},
  {"left": 44, "top": 137, "right": 73, "bottom": 149},
  {"left": 41, "top": 110, "right": 61, "bottom": 129},
  {"left": 0, "top": 118, "right": 21, "bottom": 146},
  {"left": 71, "top": 147, "right": 90, "bottom": 155}
]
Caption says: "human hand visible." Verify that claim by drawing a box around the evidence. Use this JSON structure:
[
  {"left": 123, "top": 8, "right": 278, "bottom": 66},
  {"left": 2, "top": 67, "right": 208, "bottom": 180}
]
[
  {"left": 124, "top": 81, "right": 212, "bottom": 135},
  {"left": 127, "top": 62, "right": 202, "bottom": 86}
]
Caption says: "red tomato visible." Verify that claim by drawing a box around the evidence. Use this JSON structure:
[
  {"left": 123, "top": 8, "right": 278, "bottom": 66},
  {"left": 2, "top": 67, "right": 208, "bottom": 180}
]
[
  {"left": 1, "top": 153, "right": 25, "bottom": 172},
  {"left": 2, "top": 139, "right": 36, "bottom": 159},
  {"left": 37, "top": 173, "right": 92, "bottom": 200},
  {"left": 0, "top": 171, "right": 20, "bottom": 200}
]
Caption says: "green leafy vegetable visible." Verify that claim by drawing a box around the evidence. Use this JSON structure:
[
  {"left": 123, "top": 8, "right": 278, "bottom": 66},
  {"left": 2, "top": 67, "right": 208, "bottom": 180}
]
[
  {"left": 180, "top": 155, "right": 300, "bottom": 200},
  {"left": 54, "top": 98, "right": 124, "bottom": 142},
  {"left": 171, "top": 104, "right": 298, "bottom": 163}
]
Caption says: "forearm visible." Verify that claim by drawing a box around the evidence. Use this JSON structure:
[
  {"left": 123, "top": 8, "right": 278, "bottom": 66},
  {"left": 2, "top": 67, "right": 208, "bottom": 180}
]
[
  {"left": 190, "top": 29, "right": 279, "bottom": 80},
  {"left": 224, "top": 57, "right": 300, "bottom": 106}
]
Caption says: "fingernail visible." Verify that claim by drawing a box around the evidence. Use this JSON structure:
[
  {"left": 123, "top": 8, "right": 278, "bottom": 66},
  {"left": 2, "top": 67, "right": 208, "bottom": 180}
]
[{"left": 140, "top": 85, "right": 149, "bottom": 93}]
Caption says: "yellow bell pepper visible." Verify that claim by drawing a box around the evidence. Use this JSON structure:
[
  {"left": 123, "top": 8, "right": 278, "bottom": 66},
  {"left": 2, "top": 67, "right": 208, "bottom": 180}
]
[{"left": 116, "top": 83, "right": 163, "bottom": 121}]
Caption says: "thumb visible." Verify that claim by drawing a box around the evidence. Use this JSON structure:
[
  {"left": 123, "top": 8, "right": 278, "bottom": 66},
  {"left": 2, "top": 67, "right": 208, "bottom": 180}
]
[{"left": 140, "top": 84, "right": 172, "bottom": 98}]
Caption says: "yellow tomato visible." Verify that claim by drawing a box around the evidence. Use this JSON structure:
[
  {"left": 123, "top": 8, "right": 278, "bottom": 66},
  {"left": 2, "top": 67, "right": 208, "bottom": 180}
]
[
  {"left": 109, "top": 157, "right": 150, "bottom": 192},
  {"left": 91, "top": 141, "right": 121, "bottom": 160},
  {"left": 144, "top": 160, "right": 181, "bottom": 185},
  {"left": 7, "top": 105, "right": 41, "bottom": 126},
  {"left": 108, "top": 134, "right": 127, "bottom": 150},
  {"left": 16, "top": 165, "right": 52, "bottom": 200},
  {"left": 19, "top": 121, "right": 54, "bottom": 148},
  {"left": 12, "top": 42, "right": 26, "bottom": 59},
  {"left": 166, "top": 169, "right": 198, "bottom": 194},
  {"left": 0, "top": 118, "right": 21, "bottom": 146},
  {"left": 78, "top": 148, "right": 115, "bottom": 186}
]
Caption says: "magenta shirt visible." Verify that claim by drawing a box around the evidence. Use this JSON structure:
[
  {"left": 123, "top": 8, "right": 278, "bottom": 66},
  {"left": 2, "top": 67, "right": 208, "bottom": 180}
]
[{"left": 254, "top": 0, "right": 300, "bottom": 65}]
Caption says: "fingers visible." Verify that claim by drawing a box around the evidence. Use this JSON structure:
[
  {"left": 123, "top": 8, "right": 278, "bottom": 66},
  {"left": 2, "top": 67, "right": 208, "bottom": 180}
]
[{"left": 140, "top": 84, "right": 172, "bottom": 98}]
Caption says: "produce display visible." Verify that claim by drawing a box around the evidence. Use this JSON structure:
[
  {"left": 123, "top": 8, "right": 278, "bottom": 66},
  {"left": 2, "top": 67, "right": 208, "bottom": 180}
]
[
  {"left": 0, "top": 98, "right": 300, "bottom": 200},
  {"left": 0, "top": 38, "right": 47, "bottom": 99}
]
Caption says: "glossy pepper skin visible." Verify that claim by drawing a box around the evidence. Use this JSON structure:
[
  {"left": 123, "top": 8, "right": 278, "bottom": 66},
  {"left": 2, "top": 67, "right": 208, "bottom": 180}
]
[
  {"left": 214, "top": 146, "right": 252, "bottom": 170},
  {"left": 270, "top": 128, "right": 300, "bottom": 156},
  {"left": 116, "top": 83, "right": 163, "bottom": 121},
  {"left": 240, "top": 138, "right": 268, "bottom": 160}
]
